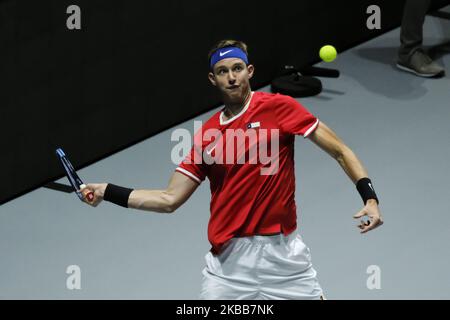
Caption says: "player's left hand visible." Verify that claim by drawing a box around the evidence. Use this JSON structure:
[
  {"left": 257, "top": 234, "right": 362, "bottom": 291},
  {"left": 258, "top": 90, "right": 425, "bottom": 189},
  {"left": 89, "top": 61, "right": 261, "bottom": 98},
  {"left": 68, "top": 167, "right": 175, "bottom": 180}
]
[{"left": 353, "top": 199, "right": 384, "bottom": 234}]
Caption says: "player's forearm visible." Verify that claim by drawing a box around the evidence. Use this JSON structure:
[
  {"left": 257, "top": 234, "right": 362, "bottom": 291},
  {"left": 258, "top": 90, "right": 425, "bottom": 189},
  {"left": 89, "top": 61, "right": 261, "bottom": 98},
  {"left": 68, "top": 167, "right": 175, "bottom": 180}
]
[
  {"left": 127, "top": 189, "right": 174, "bottom": 213},
  {"left": 335, "top": 146, "right": 369, "bottom": 184}
]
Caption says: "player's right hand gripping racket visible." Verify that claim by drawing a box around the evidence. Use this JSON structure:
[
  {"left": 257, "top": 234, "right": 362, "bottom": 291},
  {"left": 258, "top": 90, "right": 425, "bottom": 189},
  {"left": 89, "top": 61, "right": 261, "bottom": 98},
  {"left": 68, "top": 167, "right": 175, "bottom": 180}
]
[{"left": 55, "top": 148, "right": 94, "bottom": 202}]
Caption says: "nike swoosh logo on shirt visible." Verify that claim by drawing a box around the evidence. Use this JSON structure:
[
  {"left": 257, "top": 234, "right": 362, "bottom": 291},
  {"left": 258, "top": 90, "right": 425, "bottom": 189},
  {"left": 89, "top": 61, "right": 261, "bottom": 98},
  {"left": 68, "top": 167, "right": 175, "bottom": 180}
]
[
  {"left": 219, "top": 49, "right": 233, "bottom": 57},
  {"left": 206, "top": 145, "right": 216, "bottom": 155}
]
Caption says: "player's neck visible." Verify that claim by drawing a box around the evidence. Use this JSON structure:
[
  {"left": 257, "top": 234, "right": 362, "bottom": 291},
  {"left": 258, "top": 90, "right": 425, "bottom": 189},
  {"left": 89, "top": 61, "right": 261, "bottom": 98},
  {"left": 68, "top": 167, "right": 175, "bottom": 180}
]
[{"left": 223, "top": 90, "right": 252, "bottom": 120}]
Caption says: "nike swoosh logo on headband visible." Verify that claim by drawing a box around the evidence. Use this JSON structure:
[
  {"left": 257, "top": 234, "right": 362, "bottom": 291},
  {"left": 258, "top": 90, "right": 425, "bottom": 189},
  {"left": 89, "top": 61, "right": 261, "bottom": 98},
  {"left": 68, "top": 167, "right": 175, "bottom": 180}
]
[{"left": 219, "top": 49, "right": 233, "bottom": 57}]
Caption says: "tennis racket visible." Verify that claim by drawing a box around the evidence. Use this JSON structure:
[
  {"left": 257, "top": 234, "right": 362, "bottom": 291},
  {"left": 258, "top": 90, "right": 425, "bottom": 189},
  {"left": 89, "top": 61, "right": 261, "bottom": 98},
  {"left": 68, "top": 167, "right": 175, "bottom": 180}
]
[{"left": 55, "top": 148, "right": 94, "bottom": 202}]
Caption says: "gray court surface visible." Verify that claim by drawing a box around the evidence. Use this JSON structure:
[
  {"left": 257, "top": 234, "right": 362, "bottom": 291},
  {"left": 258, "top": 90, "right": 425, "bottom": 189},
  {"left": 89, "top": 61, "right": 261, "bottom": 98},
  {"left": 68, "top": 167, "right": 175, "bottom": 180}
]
[{"left": 1, "top": 10, "right": 450, "bottom": 299}]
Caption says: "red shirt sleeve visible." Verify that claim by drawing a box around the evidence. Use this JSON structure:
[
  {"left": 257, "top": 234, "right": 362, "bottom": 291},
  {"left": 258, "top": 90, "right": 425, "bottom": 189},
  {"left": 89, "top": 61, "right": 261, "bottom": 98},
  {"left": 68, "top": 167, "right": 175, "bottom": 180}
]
[
  {"left": 175, "top": 130, "right": 208, "bottom": 184},
  {"left": 272, "top": 94, "right": 319, "bottom": 137}
]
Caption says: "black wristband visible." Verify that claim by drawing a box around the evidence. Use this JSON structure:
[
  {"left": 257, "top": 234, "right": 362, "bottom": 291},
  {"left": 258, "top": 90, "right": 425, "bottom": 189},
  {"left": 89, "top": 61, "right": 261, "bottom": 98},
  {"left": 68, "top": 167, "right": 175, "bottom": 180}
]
[
  {"left": 103, "top": 183, "right": 134, "bottom": 208},
  {"left": 356, "top": 178, "right": 379, "bottom": 205}
]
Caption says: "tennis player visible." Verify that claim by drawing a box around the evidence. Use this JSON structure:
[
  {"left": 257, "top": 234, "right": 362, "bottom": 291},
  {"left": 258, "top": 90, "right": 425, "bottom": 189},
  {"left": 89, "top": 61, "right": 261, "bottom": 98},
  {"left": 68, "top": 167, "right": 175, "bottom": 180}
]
[{"left": 81, "top": 39, "right": 384, "bottom": 300}]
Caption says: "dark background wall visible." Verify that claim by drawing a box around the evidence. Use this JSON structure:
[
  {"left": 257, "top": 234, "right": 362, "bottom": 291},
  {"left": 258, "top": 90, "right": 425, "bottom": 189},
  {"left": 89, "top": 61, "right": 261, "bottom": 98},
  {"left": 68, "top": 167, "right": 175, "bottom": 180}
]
[{"left": 0, "top": 0, "right": 447, "bottom": 204}]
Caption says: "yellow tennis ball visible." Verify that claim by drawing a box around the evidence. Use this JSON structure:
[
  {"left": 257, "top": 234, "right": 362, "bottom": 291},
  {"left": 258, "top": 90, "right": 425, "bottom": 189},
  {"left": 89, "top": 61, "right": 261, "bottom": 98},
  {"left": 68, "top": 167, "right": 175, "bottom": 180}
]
[{"left": 319, "top": 45, "right": 337, "bottom": 62}]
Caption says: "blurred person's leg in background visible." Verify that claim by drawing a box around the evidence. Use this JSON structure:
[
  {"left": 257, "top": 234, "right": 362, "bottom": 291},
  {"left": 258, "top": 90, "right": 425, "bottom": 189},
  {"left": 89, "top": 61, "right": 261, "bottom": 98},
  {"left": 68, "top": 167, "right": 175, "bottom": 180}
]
[{"left": 397, "top": 0, "right": 445, "bottom": 77}]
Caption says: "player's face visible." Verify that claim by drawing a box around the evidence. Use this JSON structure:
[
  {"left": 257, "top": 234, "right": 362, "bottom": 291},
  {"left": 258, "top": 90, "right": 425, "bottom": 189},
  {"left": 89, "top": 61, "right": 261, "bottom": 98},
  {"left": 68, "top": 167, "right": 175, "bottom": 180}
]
[{"left": 208, "top": 58, "right": 254, "bottom": 103}]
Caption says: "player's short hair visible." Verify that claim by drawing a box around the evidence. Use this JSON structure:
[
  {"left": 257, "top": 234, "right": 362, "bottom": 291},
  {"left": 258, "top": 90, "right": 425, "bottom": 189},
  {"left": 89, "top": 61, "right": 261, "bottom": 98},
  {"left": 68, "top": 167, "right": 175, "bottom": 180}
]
[{"left": 208, "top": 39, "right": 249, "bottom": 65}]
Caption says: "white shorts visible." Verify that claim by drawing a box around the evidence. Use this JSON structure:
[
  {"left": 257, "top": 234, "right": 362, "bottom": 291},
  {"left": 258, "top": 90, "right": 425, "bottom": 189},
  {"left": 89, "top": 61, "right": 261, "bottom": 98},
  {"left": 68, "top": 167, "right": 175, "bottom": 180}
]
[{"left": 199, "top": 231, "right": 324, "bottom": 300}]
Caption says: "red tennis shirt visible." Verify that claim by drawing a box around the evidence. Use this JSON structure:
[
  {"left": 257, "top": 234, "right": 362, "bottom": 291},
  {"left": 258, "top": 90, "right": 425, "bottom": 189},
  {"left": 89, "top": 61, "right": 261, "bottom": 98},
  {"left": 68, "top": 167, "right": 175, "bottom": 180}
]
[{"left": 176, "top": 91, "right": 319, "bottom": 254}]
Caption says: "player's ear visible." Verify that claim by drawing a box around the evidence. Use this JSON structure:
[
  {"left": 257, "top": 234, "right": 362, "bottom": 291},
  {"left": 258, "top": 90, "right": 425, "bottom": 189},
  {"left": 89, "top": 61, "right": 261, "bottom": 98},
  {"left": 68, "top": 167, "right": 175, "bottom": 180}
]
[
  {"left": 247, "top": 64, "right": 254, "bottom": 79},
  {"left": 208, "top": 71, "right": 217, "bottom": 86}
]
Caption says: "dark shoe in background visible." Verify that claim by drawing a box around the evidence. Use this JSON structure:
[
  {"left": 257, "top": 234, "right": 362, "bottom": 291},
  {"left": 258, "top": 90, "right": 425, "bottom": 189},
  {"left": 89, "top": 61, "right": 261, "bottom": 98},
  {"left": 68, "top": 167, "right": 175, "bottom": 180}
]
[{"left": 396, "top": 49, "right": 445, "bottom": 78}]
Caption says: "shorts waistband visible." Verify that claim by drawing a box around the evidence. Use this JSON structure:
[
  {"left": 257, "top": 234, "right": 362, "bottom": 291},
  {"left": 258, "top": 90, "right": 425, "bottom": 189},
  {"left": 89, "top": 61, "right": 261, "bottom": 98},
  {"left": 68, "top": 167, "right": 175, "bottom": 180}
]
[
  {"left": 230, "top": 230, "right": 299, "bottom": 246},
  {"left": 234, "top": 232, "right": 282, "bottom": 238}
]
